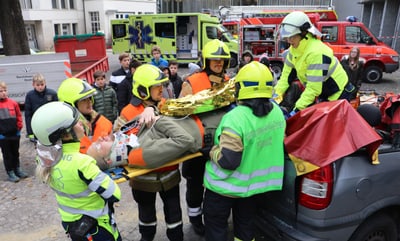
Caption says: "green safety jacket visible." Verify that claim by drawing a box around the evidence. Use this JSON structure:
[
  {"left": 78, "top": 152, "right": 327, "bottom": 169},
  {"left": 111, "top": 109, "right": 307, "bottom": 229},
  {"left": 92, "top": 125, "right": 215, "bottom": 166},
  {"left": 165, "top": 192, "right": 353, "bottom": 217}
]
[
  {"left": 50, "top": 142, "right": 121, "bottom": 238},
  {"left": 204, "top": 104, "right": 286, "bottom": 197},
  {"left": 275, "top": 33, "right": 348, "bottom": 110}
]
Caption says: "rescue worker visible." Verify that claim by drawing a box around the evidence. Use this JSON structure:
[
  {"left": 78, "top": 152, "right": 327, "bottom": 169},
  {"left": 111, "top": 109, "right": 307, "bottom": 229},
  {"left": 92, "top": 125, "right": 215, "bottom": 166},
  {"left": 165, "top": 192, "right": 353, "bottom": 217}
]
[
  {"left": 274, "top": 11, "right": 352, "bottom": 117},
  {"left": 178, "top": 39, "right": 231, "bottom": 235},
  {"left": 57, "top": 78, "right": 113, "bottom": 154},
  {"left": 203, "top": 61, "right": 286, "bottom": 241},
  {"left": 117, "top": 64, "right": 184, "bottom": 241},
  {"left": 32, "top": 101, "right": 122, "bottom": 241}
]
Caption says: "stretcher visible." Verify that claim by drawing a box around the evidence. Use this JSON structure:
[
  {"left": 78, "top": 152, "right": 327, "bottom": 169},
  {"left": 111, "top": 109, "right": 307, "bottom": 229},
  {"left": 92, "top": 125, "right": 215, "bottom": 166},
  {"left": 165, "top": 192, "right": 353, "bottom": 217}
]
[{"left": 105, "top": 152, "right": 203, "bottom": 184}]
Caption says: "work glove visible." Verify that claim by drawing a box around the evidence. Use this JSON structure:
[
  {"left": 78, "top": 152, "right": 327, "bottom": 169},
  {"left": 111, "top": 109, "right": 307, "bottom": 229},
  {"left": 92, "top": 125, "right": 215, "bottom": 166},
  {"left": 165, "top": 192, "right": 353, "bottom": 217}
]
[
  {"left": 273, "top": 93, "right": 283, "bottom": 104},
  {"left": 16, "top": 131, "right": 21, "bottom": 136},
  {"left": 284, "top": 108, "right": 299, "bottom": 120},
  {"left": 289, "top": 108, "right": 299, "bottom": 117},
  {"left": 0, "top": 134, "right": 4, "bottom": 140}
]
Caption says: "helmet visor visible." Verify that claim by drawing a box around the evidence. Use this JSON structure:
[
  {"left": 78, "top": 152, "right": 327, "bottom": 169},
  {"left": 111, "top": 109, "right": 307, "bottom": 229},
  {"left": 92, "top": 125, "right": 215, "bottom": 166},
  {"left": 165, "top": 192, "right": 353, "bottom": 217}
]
[
  {"left": 36, "top": 141, "right": 63, "bottom": 167},
  {"left": 279, "top": 24, "right": 301, "bottom": 40}
]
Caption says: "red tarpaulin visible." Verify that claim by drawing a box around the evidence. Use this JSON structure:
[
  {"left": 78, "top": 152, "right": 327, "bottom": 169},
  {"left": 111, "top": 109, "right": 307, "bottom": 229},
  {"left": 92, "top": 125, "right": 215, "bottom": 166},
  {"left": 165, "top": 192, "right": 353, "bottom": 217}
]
[{"left": 285, "top": 100, "right": 382, "bottom": 175}]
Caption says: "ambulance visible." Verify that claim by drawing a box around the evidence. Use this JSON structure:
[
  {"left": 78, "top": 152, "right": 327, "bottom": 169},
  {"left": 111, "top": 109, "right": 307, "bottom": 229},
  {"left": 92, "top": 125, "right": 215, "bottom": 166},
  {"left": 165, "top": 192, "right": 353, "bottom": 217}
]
[{"left": 111, "top": 13, "right": 239, "bottom": 67}]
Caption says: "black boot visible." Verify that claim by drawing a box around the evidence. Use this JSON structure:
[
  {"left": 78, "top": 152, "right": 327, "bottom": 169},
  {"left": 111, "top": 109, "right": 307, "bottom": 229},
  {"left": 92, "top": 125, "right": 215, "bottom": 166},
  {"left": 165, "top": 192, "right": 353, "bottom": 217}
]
[
  {"left": 139, "top": 225, "right": 156, "bottom": 241},
  {"left": 189, "top": 216, "right": 205, "bottom": 236},
  {"left": 166, "top": 223, "right": 183, "bottom": 241}
]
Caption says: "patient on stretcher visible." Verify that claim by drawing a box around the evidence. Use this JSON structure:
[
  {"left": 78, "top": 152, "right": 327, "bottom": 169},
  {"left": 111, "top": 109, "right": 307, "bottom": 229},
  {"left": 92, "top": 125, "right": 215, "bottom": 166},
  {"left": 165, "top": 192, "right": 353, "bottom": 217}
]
[{"left": 87, "top": 110, "right": 225, "bottom": 171}]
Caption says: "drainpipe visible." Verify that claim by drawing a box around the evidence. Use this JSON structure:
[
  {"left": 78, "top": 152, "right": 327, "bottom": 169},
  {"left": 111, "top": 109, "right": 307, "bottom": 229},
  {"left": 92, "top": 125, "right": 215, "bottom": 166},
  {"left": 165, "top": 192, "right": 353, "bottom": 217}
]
[{"left": 83, "top": 0, "right": 87, "bottom": 33}]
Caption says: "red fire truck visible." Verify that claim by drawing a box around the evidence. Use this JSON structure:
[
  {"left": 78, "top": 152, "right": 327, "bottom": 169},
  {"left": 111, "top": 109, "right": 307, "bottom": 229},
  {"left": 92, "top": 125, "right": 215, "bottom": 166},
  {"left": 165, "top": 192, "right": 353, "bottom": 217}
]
[{"left": 235, "top": 10, "right": 399, "bottom": 83}]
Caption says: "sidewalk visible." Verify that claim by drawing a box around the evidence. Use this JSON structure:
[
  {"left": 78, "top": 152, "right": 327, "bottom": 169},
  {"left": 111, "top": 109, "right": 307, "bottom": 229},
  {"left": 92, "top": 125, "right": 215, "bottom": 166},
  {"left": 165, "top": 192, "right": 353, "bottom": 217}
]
[{"left": 0, "top": 113, "right": 207, "bottom": 241}]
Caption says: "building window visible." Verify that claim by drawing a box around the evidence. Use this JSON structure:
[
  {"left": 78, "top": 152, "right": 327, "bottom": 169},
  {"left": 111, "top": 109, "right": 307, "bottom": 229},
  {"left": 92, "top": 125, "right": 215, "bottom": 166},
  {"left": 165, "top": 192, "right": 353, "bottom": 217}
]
[
  {"left": 61, "top": 0, "right": 66, "bottom": 9},
  {"left": 20, "top": 0, "right": 32, "bottom": 9},
  {"left": 90, "top": 12, "right": 101, "bottom": 34},
  {"left": 69, "top": 0, "right": 75, "bottom": 9},
  {"left": 54, "top": 24, "right": 60, "bottom": 36},
  {"left": 62, "top": 24, "right": 71, "bottom": 35},
  {"left": 52, "top": 0, "right": 58, "bottom": 9},
  {"left": 72, "top": 23, "right": 77, "bottom": 35}
]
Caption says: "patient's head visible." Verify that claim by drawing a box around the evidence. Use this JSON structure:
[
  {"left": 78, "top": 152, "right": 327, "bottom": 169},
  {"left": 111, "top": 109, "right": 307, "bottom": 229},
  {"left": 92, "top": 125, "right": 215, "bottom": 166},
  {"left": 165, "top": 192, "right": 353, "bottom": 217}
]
[{"left": 87, "top": 134, "right": 115, "bottom": 170}]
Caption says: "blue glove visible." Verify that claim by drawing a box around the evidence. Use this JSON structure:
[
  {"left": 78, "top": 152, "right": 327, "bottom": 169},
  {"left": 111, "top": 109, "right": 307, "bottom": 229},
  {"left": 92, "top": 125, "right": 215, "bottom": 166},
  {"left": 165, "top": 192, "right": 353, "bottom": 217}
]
[
  {"left": 0, "top": 134, "right": 4, "bottom": 139},
  {"left": 16, "top": 130, "right": 21, "bottom": 136},
  {"left": 288, "top": 108, "right": 299, "bottom": 118}
]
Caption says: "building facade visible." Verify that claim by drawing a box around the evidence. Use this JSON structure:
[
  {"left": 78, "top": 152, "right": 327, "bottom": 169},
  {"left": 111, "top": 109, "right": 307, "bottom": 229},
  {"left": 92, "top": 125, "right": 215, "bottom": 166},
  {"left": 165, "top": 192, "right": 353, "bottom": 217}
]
[
  {"left": 19, "top": 0, "right": 156, "bottom": 50},
  {"left": 360, "top": 0, "right": 400, "bottom": 53},
  {"left": 19, "top": 0, "right": 399, "bottom": 55}
]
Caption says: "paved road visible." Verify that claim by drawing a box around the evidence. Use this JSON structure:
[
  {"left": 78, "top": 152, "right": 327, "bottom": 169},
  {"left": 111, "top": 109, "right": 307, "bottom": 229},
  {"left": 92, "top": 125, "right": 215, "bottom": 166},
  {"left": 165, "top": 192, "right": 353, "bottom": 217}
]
[
  {"left": 0, "top": 51, "right": 210, "bottom": 241},
  {"left": 0, "top": 50, "right": 399, "bottom": 241}
]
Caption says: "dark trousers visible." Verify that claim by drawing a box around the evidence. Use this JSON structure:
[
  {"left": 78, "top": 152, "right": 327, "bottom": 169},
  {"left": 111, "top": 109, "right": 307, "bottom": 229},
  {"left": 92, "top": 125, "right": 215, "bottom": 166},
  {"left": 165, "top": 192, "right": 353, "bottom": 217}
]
[
  {"left": 0, "top": 136, "right": 20, "bottom": 172},
  {"left": 62, "top": 220, "right": 121, "bottom": 241},
  {"left": 132, "top": 185, "right": 183, "bottom": 241},
  {"left": 182, "top": 156, "right": 206, "bottom": 211},
  {"left": 204, "top": 189, "right": 258, "bottom": 241}
]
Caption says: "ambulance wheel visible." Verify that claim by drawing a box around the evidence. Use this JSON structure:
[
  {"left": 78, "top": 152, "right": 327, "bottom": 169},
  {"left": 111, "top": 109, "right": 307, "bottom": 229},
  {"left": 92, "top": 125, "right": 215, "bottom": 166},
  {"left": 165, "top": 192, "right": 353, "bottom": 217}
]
[
  {"left": 230, "top": 53, "right": 238, "bottom": 68},
  {"left": 363, "top": 66, "right": 382, "bottom": 83}
]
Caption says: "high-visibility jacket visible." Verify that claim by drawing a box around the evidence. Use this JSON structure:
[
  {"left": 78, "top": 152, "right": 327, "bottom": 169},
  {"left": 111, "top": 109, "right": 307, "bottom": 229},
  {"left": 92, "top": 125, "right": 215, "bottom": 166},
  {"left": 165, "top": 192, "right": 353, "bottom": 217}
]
[
  {"left": 204, "top": 104, "right": 286, "bottom": 197},
  {"left": 80, "top": 112, "right": 113, "bottom": 154},
  {"left": 50, "top": 142, "right": 121, "bottom": 239},
  {"left": 275, "top": 33, "right": 348, "bottom": 110},
  {"left": 186, "top": 71, "right": 230, "bottom": 95}
]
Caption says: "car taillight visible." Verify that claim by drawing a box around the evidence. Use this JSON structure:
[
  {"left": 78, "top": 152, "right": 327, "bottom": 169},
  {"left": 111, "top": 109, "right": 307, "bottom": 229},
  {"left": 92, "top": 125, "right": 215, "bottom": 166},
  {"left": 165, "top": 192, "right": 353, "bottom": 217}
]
[{"left": 299, "top": 164, "right": 333, "bottom": 210}]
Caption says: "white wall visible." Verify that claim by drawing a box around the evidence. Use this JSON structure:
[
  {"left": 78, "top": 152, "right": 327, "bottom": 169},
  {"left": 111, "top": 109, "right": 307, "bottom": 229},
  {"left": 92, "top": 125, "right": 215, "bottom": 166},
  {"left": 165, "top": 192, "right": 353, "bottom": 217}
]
[
  {"left": 21, "top": 0, "right": 157, "bottom": 51},
  {"left": 84, "top": 0, "right": 157, "bottom": 46}
]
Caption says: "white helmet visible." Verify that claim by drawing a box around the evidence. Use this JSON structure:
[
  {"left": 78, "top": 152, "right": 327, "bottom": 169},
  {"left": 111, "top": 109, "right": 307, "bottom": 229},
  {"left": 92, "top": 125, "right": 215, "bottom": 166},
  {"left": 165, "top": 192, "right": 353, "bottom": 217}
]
[
  {"left": 32, "top": 101, "right": 80, "bottom": 146},
  {"left": 279, "top": 11, "right": 322, "bottom": 39}
]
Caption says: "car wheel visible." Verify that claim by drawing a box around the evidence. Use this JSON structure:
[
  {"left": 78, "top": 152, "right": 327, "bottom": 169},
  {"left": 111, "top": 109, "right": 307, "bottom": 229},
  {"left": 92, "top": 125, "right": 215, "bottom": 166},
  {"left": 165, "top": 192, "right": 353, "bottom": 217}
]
[
  {"left": 363, "top": 66, "right": 383, "bottom": 83},
  {"left": 349, "top": 213, "right": 397, "bottom": 241}
]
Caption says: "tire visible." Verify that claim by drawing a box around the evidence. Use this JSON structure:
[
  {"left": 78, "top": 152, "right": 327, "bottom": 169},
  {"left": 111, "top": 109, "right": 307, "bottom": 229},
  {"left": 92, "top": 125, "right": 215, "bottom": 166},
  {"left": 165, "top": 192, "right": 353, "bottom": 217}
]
[
  {"left": 270, "top": 62, "right": 283, "bottom": 79},
  {"left": 229, "top": 53, "right": 238, "bottom": 68},
  {"left": 363, "top": 66, "right": 383, "bottom": 83},
  {"left": 349, "top": 213, "right": 397, "bottom": 241}
]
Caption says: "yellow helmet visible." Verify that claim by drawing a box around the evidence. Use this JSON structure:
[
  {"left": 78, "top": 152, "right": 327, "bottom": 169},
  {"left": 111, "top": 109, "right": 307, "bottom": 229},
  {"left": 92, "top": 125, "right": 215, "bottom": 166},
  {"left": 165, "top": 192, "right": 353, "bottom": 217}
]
[
  {"left": 132, "top": 64, "right": 169, "bottom": 100},
  {"left": 202, "top": 39, "right": 231, "bottom": 70},
  {"left": 279, "top": 11, "right": 322, "bottom": 39},
  {"left": 57, "top": 78, "right": 96, "bottom": 107},
  {"left": 234, "top": 61, "right": 274, "bottom": 100}
]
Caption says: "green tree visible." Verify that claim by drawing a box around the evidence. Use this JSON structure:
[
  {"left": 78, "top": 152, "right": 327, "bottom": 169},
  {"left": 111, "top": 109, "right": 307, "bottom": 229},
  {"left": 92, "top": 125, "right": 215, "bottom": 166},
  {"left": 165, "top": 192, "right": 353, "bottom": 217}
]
[{"left": 0, "top": 0, "right": 30, "bottom": 55}]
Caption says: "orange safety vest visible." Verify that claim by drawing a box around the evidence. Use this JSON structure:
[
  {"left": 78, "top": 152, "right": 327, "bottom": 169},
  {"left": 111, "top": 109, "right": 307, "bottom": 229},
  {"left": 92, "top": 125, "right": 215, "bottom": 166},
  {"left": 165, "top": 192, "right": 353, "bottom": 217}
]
[
  {"left": 187, "top": 71, "right": 230, "bottom": 94},
  {"left": 80, "top": 114, "right": 113, "bottom": 154},
  {"left": 121, "top": 99, "right": 178, "bottom": 172}
]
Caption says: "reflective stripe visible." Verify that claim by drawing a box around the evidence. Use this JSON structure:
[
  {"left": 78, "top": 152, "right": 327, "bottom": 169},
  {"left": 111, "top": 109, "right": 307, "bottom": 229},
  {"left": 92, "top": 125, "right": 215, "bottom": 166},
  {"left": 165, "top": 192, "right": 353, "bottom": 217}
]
[
  {"left": 187, "top": 207, "right": 202, "bottom": 217},
  {"left": 209, "top": 161, "right": 283, "bottom": 181},
  {"left": 134, "top": 169, "right": 179, "bottom": 181},
  {"left": 308, "top": 63, "right": 330, "bottom": 71},
  {"left": 307, "top": 57, "right": 339, "bottom": 83},
  {"left": 139, "top": 220, "right": 157, "bottom": 226},
  {"left": 284, "top": 53, "right": 295, "bottom": 68},
  {"left": 58, "top": 202, "right": 109, "bottom": 218},
  {"left": 88, "top": 172, "right": 107, "bottom": 191},
  {"left": 307, "top": 75, "right": 325, "bottom": 82},
  {"left": 234, "top": 237, "right": 254, "bottom": 241},
  {"left": 205, "top": 172, "right": 283, "bottom": 193},
  {"left": 166, "top": 220, "right": 183, "bottom": 229},
  {"left": 205, "top": 162, "right": 283, "bottom": 193},
  {"left": 52, "top": 187, "right": 92, "bottom": 199},
  {"left": 89, "top": 172, "right": 117, "bottom": 199}
]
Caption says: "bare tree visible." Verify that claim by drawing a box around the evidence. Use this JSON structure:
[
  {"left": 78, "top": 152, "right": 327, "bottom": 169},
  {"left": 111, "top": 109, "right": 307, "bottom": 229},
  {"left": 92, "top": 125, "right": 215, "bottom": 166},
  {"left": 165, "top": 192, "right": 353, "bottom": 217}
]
[{"left": 0, "top": 0, "right": 30, "bottom": 55}]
